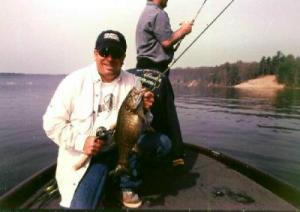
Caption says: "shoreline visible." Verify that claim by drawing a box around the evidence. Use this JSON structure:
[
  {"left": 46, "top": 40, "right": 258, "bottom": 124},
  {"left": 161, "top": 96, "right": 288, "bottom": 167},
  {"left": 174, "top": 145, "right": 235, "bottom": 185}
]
[
  {"left": 234, "top": 75, "right": 285, "bottom": 90},
  {"left": 233, "top": 75, "right": 285, "bottom": 98}
]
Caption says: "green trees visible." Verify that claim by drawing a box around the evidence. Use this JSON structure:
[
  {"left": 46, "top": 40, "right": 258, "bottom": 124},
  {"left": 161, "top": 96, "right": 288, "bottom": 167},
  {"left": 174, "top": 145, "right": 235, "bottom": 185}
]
[
  {"left": 276, "top": 54, "right": 300, "bottom": 87},
  {"left": 225, "top": 63, "right": 240, "bottom": 86},
  {"left": 170, "top": 51, "right": 300, "bottom": 87},
  {"left": 258, "top": 51, "right": 300, "bottom": 87},
  {"left": 221, "top": 51, "right": 300, "bottom": 87}
]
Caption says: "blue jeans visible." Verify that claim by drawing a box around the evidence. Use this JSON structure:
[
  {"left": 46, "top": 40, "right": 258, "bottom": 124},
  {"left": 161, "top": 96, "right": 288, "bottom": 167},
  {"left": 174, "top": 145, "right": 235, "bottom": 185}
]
[{"left": 70, "top": 132, "right": 172, "bottom": 209}]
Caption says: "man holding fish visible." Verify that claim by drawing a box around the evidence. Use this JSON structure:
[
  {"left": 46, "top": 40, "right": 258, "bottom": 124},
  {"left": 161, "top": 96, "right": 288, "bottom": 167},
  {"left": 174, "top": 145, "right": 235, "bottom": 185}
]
[{"left": 43, "top": 30, "right": 172, "bottom": 209}]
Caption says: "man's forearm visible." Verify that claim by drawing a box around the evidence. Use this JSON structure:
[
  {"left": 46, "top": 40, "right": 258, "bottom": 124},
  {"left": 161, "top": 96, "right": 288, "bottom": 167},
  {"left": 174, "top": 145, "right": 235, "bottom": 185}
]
[{"left": 161, "top": 22, "right": 193, "bottom": 48}]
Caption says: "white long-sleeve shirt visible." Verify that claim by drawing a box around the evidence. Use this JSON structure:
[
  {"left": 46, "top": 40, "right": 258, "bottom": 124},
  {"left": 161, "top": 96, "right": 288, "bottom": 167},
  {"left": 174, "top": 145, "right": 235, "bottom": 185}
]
[{"left": 43, "top": 63, "right": 138, "bottom": 207}]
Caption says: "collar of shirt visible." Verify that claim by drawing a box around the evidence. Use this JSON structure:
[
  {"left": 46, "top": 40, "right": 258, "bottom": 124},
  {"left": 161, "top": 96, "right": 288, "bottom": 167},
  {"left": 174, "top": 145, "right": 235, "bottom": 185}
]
[{"left": 147, "top": 1, "right": 163, "bottom": 10}]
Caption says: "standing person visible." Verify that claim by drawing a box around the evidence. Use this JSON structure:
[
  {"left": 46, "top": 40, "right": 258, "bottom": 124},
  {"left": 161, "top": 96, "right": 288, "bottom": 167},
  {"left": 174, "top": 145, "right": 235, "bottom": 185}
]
[
  {"left": 135, "top": 0, "right": 193, "bottom": 168},
  {"left": 43, "top": 30, "right": 171, "bottom": 209}
]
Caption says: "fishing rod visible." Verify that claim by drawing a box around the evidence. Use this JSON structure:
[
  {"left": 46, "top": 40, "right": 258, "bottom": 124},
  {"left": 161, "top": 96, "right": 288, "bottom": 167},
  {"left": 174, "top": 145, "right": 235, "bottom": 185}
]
[
  {"left": 165, "top": 0, "right": 235, "bottom": 75},
  {"left": 174, "top": 0, "right": 208, "bottom": 51},
  {"left": 193, "top": 0, "right": 208, "bottom": 23}
]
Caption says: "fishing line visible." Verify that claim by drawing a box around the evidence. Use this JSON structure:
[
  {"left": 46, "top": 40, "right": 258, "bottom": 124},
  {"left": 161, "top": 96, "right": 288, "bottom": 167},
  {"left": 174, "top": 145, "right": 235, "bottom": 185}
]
[
  {"left": 163, "top": 0, "right": 235, "bottom": 76},
  {"left": 174, "top": 0, "right": 208, "bottom": 51},
  {"left": 193, "top": 0, "right": 208, "bottom": 24}
]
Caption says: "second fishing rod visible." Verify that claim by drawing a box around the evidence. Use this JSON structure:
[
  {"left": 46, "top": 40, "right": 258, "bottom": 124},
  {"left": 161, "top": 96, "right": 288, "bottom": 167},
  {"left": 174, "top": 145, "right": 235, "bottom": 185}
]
[
  {"left": 174, "top": 0, "right": 208, "bottom": 51},
  {"left": 162, "top": 0, "right": 235, "bottom": 77}
]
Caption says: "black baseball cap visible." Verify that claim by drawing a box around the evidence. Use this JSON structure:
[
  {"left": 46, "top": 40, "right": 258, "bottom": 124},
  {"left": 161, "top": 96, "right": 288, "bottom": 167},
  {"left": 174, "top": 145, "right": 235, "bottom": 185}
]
[{"left": 95, "top": 30, "right": 127, "bottom": 55}]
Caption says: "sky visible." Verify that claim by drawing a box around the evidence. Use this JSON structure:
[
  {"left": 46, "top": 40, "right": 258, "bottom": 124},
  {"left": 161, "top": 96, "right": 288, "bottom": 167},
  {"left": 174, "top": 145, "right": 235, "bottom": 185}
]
[{"left": 1, "top": 0, "right": 300, "bottom": 74}]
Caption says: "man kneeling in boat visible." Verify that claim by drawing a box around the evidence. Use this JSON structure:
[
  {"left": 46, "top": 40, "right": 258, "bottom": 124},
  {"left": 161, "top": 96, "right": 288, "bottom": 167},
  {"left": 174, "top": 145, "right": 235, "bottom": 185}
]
[{"left": 43, "top": 30, "right": 172, "bottom": 209}]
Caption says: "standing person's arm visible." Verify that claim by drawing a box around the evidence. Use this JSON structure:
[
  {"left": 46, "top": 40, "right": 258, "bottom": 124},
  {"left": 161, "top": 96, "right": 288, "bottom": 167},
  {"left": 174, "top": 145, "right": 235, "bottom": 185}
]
[
  {"left": 153, "top": 11, "right": 192, "bottom": 49},
  {"left": 161, "top": 22, "right": 193, "bottom": 48}
]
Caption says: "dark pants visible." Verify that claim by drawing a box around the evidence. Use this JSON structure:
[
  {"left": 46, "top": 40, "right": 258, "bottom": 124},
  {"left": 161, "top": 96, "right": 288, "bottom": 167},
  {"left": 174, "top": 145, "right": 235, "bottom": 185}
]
[
  {"left": 136, "top": 57, "right": 170, "bottom": 75},
  {"left": 69, "top": 132, "right": 171, "bottom": 209},
  {"left": 135, "top": 58, "right": 185, "bottom": 159}
]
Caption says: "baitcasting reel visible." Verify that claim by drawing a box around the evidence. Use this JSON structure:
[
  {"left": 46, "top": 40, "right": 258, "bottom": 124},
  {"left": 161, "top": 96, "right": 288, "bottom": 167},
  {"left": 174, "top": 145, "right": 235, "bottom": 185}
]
[
  {"left": 96, "top": 126, "right": 113, "bottom": 140},
  {"left": 96, "top": 126, "right": 115, "bottom": 152},
  {"left": 127, "top": 68, "right": 164, "bottom": 92}
]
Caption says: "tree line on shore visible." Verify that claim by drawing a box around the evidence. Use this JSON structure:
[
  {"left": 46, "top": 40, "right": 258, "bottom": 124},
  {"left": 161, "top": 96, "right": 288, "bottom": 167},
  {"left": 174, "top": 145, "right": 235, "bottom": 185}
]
[{"left": 170, "top": 51, "right": 300, "bottom": 88}]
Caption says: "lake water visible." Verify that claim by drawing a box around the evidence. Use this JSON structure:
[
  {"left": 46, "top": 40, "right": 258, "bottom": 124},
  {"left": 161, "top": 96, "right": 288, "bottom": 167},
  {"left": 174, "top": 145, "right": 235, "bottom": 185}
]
[{"left": 0, "top": 74, "right": 300, "bottom": 196}]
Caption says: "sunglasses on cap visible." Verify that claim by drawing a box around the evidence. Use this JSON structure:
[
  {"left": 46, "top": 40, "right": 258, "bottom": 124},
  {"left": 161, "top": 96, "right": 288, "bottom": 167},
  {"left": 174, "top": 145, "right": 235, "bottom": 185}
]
[{"left": 98, "top": 47, "right": 124, "bottom": 59}]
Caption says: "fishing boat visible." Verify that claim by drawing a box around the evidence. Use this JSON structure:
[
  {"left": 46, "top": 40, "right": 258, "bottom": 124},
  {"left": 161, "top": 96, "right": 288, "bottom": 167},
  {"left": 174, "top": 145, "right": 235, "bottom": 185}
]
[{"left": 0, "top": 143, "right": 299, "bottom": 210}]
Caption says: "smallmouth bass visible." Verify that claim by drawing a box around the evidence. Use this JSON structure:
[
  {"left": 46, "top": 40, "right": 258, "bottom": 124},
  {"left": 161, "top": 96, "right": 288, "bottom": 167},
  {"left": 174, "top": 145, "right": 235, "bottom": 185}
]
[{"left": 111, "top": 87, "right": 152, "bottom": 176}]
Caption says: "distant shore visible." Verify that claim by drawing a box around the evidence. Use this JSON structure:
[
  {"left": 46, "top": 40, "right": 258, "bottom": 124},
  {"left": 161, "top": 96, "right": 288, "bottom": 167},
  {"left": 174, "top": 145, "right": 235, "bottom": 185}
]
[
  {"left": 0, "top": 72, "right": 288, "bottom": 90},
  {"left": 0, "top": 72, "right": 65, "bottom": 76},
  {"left": 233, "top": 75, "right": 285, "bottom": 98},
  {"left": 234, "top": 75, "right": 285, "bottom": 89}
]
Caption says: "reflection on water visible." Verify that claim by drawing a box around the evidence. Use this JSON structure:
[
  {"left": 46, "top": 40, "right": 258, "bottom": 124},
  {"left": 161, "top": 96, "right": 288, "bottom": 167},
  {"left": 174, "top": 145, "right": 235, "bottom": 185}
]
[
  {"left": 173, "top": 85, "right": 300, "bottom": 191},
  {"left": 275, "top": 89, "right": 300, "bottom": 114}
]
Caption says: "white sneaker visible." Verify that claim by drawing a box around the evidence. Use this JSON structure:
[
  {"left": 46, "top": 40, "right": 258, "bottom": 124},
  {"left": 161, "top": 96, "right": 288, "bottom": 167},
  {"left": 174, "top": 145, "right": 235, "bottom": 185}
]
[{"left": 122, "top": 190, "right": 142, "bottom": 208}]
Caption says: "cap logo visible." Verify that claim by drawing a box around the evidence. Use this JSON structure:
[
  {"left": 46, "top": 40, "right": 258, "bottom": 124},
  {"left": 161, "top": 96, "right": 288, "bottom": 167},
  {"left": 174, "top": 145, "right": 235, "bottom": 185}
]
[{"left": 104, "top": 33, "right": 120, "bottom": 42}]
